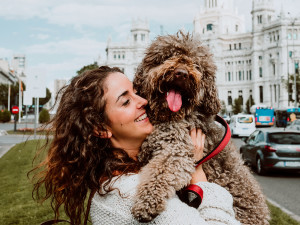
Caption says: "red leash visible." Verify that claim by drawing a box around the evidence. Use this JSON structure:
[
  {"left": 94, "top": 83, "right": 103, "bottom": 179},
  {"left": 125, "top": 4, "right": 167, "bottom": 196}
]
[
  {"left": 179, "top": 115, "right": 231, "bottom": 208},
  {"left": 195, "top": 115, "right": 231, "bottom": 167}
]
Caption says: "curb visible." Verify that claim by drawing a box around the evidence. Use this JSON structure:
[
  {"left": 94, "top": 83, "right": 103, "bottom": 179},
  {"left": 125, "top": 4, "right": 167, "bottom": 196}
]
[
  {"left": 0, "top": 144, "right": 14, "bottom": 158},
  {"left": 267, "top": 198, "right": 300, "bottom": 222}
]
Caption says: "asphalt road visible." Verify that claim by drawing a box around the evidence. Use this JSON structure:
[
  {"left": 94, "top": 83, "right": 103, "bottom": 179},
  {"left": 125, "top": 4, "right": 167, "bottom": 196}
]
[{"left": 232, "top": 137, "right": 300, "bottom": 220}]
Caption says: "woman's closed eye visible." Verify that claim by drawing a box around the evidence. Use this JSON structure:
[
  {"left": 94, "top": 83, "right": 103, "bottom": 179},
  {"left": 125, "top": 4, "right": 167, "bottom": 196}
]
[{"left": 122, "top": 99, "right": 130, "bottom": 106}]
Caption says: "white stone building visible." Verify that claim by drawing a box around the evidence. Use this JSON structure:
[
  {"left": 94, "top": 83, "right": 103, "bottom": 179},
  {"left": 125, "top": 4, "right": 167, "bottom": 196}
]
[
  {"left": 104, "top": 18, "right": 150, "bottom": 81},
  {"left": 194, "top": 0, "right": 300, "bottom": 114},
  {"left": 104, "top": 0, "right": 300, "bottom": 114}
]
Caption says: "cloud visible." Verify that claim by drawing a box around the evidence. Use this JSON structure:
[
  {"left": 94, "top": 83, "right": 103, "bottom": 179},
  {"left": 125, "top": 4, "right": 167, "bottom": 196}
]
[
  {"left": 30, "top": 33, "right": 50, "bottom": 40},
  {"left": 24, "top": 38, "right": 106, "bottom": 56},
  {"left": 0, "top": 47, "right": 13, "bottom": 58},
  {"left": 0, "top": 0, "right": 201, "bottom": 29}
]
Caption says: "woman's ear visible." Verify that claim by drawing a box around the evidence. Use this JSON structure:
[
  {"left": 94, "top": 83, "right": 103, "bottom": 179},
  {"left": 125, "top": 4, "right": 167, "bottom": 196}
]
[{"left": 93, "top": 128, "right": 112, "bottom": 139}]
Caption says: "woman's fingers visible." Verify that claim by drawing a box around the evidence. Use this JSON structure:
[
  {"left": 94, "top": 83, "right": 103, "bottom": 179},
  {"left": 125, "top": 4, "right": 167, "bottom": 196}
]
[{"left": 190, "top": 128, "right": 205, "bottom": 162}]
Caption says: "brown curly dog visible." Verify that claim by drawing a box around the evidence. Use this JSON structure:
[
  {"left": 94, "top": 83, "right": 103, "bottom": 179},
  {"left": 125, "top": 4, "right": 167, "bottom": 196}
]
[{"left": 131, "top": 32, "right": 270, "bottom": 224}]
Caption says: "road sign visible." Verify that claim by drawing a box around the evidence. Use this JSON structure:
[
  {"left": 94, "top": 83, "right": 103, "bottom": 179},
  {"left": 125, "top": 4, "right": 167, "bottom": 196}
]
[{"left": 12, "top": 106, "right": 19, "bottom": 114}]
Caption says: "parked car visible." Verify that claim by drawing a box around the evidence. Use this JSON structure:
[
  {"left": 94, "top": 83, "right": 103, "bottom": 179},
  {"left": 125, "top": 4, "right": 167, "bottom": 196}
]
[
  {"left": 285, "top": 119, "right": 300, "bottom": 131},
  {"left": 222, "top": 114, "right": 230, "bottom": 123},
  {"left": 240, "top": 129, "right": 300, "bottom": 175},
  {"left": 229, "top": 114, "right": 256, "bottom": 137}
]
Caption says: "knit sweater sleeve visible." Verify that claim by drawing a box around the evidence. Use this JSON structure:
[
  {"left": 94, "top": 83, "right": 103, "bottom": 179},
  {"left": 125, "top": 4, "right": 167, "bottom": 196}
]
[{"left": 90, "top": 174, "right": 240, "bottom": 225}]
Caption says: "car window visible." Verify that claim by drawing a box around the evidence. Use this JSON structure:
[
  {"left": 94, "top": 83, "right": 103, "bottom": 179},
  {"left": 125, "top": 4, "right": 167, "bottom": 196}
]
[
  {"left": 268, "top": 132, "right": 300, "bottom": 144},
  {"left": 238, "top": 116, "right": 253, "bottom": 123},
  {"left": 295, "top": 120, "right": 300, "bottom": 125},
  {"left": 255, "top": 131, "right": 264, "bottom": 143},
  {"left": 248, "top": 130, "right": 259, "bottom": 144}
]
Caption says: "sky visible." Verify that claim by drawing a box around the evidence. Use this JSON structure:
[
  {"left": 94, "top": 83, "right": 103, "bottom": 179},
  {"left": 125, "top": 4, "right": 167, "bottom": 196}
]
[{"left": 1, "top": 0, "right": 300, "bottom": 92}]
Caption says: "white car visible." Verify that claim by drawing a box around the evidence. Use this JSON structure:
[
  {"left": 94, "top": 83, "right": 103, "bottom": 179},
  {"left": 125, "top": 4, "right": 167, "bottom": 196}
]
[{"left": 229, "top": 114, "right": 256, "bottom": 137}]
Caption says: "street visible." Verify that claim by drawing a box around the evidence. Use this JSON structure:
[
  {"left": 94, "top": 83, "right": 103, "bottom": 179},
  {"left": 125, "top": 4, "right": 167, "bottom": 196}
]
[{"left": 232, "top": 137, "right": 300, "bottom": 220}]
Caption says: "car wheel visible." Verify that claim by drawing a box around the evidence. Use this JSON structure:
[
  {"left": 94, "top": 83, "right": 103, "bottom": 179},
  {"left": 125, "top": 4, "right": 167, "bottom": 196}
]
[{"left": 256, "top": 157, "right": 266, "bottom": 175}]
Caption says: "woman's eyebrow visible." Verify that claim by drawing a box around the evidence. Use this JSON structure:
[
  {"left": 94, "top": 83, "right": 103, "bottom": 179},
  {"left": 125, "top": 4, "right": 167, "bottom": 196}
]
[{"left": 116, "top": 90, "right": 129, "bottom": 103}]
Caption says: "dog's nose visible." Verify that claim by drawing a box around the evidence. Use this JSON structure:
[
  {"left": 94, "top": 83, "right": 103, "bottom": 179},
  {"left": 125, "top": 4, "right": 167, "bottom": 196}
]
[{"left": 174, "top": 68, "right": 188, "bottom": 78}]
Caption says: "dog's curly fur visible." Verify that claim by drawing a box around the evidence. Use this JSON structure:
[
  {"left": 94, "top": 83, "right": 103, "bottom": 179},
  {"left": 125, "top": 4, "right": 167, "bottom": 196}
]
[{"left": 131, "top": 32, "right": 270, "bottom": 224}]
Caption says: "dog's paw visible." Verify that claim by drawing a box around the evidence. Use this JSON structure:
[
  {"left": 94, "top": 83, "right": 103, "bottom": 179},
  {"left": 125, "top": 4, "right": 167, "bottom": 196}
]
[{"left": 131, "top": 198, "right": 166, "bottom": 222}]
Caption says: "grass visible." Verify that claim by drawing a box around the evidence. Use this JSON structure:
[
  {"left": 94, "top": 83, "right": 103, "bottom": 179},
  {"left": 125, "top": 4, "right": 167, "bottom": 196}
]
[
  {"left": 7, "top": 130, "right": 52, "bottom": 135},
  {"left": 0, "top": 140, "right": 299, "bottom": 225}
]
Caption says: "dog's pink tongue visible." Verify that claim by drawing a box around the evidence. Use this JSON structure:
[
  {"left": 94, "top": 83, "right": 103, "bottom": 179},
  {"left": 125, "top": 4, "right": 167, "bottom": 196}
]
[{"left": 166, "top": 90, "right": 182, "bottom": 112}]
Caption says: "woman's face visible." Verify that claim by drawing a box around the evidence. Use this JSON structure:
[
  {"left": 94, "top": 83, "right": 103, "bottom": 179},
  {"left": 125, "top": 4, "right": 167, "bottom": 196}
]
[{"left": 103, "top": 72, "right": 153, "bottom": 148}]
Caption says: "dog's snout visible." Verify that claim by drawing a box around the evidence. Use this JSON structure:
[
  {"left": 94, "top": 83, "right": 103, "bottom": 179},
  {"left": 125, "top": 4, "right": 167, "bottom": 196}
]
[{"left": 174, "top": 68, "right": 188, "bottom": 78}]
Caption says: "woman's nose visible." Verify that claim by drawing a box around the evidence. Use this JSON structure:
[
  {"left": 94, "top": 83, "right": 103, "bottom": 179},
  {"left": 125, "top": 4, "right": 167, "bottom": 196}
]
[{"left": 137, "top": 96, "right": 148, "bottom": 109}]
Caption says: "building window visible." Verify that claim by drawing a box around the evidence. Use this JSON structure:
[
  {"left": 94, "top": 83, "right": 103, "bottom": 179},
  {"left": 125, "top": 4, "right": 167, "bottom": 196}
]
[
  {"left": 122, "top": 54, "right": 125, "bottom": 59},
  {"left": 289, "top": 51, "right": 293, "bottom": 58},
  {"left": 273, "top": 64, "right": 275, "bottom": 75},
  {"left": 293, "top": 32, "right": 297, "bottom": 40},
  {"left": 259, "top": 56, "right": 262, "bottom": 60},
  {"left": 228, "top": 72, "right": 231, "bottom": 81},
  {"left": 229, "top": 44, "right": 231, "bottom": 50},
  {"left": 118, "top": 54, "right": 120, "bottom": 59},
  {"left": 114, "top": 54, "right": 116, "bottom": 59},
  {"left": 259, "top": 67, "right": 263, "bottom": 77},
  {"left": 259, "top": 86, "right": 263, "bottom": 103},
  {"left": 288, "top": 33, "right": 292, "bottom": 40},
  {"left": 234, "top": 44, "right": 236, "bottom": 49},
  {"left": 249, "top": 70, "right": 252, "bottom": 80},
  {"left": 239, "top": 71, "right": 242, "bottom": 80},
  {"left": 207, "top": 24, "right": 213, "bottom": 31},
  {"left": 236, "top": 25, "right": 239, "bottom": 32},
  {"left": 141, "top": 34, "right": 145, "bottom": 41},
  {"left": 134, "top": 34, "right": 137, "bottom": 41},
  {"left": 228, "top": 91, "right": 232, "bottom": 105},
  {"left": 247, "top": 71, "right": 249, "bottom": 80},
  {"left": 239, "top": 43, "right": 241, "bottom": 49}
]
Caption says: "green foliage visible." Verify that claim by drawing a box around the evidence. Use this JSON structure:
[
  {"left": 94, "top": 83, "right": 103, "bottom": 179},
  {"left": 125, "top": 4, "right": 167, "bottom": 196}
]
[
  {"left": 284, "top": 73, "right": 300, "bottom": 105},
  {"left": 0, "top": 82, "right": 26, "bottom": 110},
  {"left": 38, "top": 88, "right": 52, "bottom": 106},
  {"left": 0, "top": 109, "right": 11, "bottom": 122},
  {"left": 245, "top": 95, "right": 255, "bottom": 114},
  {"left": 0, "top": 140, "right": 91, "bottom": 224},
  {"left": 76, "top": 62, "right": 99, "bottom": 76},
  {"left": 232, "top": 97, "right": 243, "bottom": 115},
  {"left": 39, "top": 109, "right": 50, "bottom": 124},
  {"left": 267, "top": 202, "right": 300, "bottom": 225}
]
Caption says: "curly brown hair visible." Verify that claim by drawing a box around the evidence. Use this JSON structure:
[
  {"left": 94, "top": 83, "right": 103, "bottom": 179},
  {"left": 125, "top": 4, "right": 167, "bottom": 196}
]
[{"left": 30, "top": 66, "right": 140, "bottom": 224}]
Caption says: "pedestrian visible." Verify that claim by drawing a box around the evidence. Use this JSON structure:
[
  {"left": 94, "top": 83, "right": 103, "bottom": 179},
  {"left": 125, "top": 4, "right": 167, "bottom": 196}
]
[{"left": 31, "top": 66, "right": 240, "bottom": 224}]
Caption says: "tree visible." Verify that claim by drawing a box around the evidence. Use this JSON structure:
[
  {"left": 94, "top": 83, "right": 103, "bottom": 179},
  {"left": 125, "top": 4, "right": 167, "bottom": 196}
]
[
  {"left": 284, "top": 72, "right": 300, "bottom": 106},
  {"left": 245, "top": 95, "right": 255, "bottom": 114},
  {"left": 0, "top": 82, "right": 25, "bottom": 110},
  {"left": 76, "top": 62, "right": 99, "bottom": 76},
  {"left": 38, "top": 88, "right": 52, "bottom": 106},
  {"left": 232, "top": 97, "right": 243, "bottom": 115},
  {"left": 39, "top": 108, "right": 50, "bottom": 123}
]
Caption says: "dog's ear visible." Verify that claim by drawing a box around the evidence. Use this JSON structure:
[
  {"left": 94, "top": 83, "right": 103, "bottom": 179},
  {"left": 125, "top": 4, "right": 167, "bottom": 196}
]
[
  {"left": 198, "top": 63, "right": 221, "bottom": 115},
  {"left": 133, "top": 64, "right": 145, "bottom": 98}
]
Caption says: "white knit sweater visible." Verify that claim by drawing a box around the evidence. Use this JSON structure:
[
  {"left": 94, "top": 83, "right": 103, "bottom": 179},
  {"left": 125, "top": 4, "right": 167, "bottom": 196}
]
[{"left": 90, "top": 174, "right": 240, "bottom": 225}]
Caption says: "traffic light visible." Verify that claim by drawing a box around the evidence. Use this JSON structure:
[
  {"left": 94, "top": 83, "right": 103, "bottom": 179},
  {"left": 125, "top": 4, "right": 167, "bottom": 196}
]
[{"left": 295, "top": 62, "right": 299, "bottom": 74}]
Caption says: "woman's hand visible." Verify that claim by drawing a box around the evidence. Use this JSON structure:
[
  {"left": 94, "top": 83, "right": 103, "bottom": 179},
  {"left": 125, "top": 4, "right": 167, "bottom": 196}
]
[{"left": 190, "top": 128, "right": 207, "bottom": 183}]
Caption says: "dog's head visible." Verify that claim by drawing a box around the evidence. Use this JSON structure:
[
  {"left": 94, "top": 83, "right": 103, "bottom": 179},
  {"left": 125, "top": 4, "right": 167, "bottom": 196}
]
[{"left": 133, "top": 31, "right": 221, "bottom": 123}]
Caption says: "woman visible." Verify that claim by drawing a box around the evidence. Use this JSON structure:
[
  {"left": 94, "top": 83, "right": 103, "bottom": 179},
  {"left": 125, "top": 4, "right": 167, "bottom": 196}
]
[{"left": 32, "top": 66, "right": 240, "bottom": 225}]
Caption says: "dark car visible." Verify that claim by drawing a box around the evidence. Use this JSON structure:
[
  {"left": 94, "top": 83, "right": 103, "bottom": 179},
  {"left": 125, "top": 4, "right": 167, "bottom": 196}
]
[
  {"left": 240, "top": 129, "right": 300, "bottom": 175},
  {"left": 286, "top": 119, "right": 300, "bottom": 131}
]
